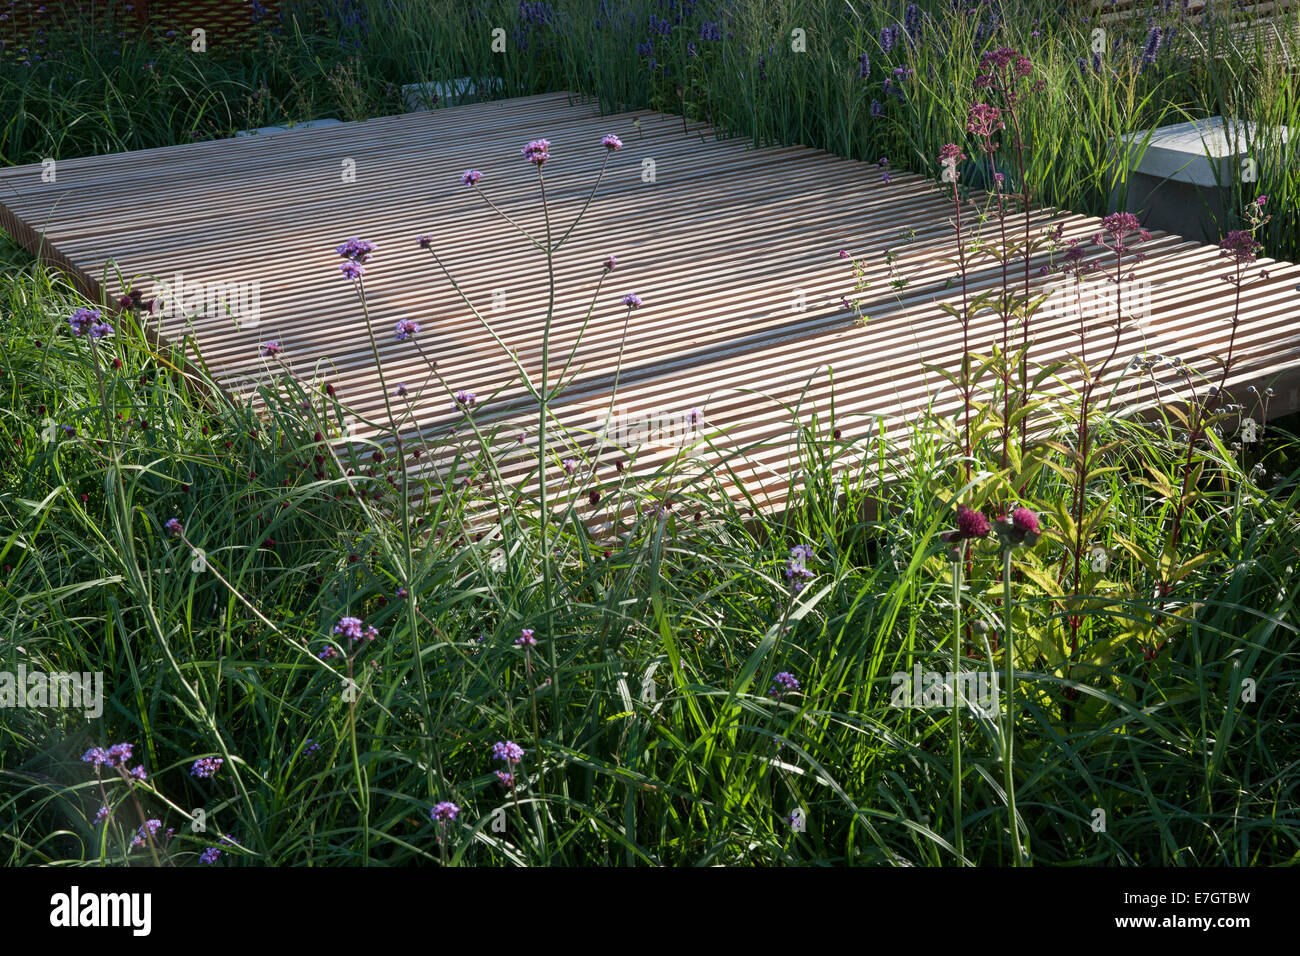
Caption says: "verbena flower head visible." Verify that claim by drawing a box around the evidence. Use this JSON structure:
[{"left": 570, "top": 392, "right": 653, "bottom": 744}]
[
  {"left": 604, "top": 254, "right": 617, "bottom": 271},
  {"left": 430, "top": 801, "right": 460, "bottom": 823},
  {"left": 621, "top": 293, "right": 642, "bottom": 309},
  {"left": 339, "top": 260, "right": 364, "bottom": 280},
  {"left": 454, "top": 389, "right": 476, "bottom": 409},
  {"left": 333, "top": 616, "right": 364, "bottom": 641},
  {"left": 190, "top": 756, "right": 224, "bottom": 779},
  {"left": 164, "top": 518, "right": 183, "bottom": 538},
  {"left": 416, "top": 234, "right": 433, "bottom": 249},
  {"left": 516, "top": 628, "right": 537, "bottom": 646},
  {"left": 82, "top": 742, "right": 136, "bottom": 769},
  {"left": 199, "top": 847, "right": 222, "bottom": 864},
  {"left": 784, "top": 545, "right": 815, "bottom": 592},
  {"left": 601, "top": 134, "right": 622, "bottom": 151},
  {"left": 132, "top": 819, "right": 162, "bottom": 847},
  {"left": 495, "top": 770, "right": 516, "bottom": 788},
  {"left": 460, "top": 169, "right": 482, "bottom": 186},
  {"left": 68, "top": 307, "right": 101, "bottom": 337},
  {"left": 395, "top": 382, "right": 409, "bottom": 397},
  {"left": 336, "top": 238, "right": 375, "bottom": 263},
  {"left": 521, "top": 139, "right": 551, "bottom": 165},
  {"left": 394, "top": 318, "right": 421, "bottom": 341},
  {"left": 260, "top": 340, "right": 282, "bottom": 357},
  {"left": 770, "top": 671, "right": 800, "bottom": 696},
  {"left": 492, "top": 740, "right": 525, "bottom": 763},
  {"left": 942, "top": 504, "right": 990, "bottom": 542}
]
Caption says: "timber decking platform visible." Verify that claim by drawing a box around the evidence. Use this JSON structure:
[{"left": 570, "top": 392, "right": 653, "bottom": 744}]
[{"left": 2, "top": 91, "right": 1299, "bottom": 515}]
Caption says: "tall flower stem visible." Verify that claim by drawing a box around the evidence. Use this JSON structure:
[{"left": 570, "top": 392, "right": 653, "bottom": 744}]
[
  {"left": 1002, "top": 547, "right": 1024, "bottom": 865},
  {"left": 950, "top": 548, "right": 966, "bottom": 864}
]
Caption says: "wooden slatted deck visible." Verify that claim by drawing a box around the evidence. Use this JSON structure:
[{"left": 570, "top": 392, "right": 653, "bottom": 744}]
[{"left": 3, "top": 91, "right": 1299, "bottom": 515}]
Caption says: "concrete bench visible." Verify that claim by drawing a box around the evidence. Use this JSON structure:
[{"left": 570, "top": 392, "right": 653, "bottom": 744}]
[{"left": 1109, "top": 116, "right": 1289, "bottom": 243}]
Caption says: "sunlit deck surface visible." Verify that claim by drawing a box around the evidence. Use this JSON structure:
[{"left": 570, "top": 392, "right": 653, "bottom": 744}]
[{"left": 3, "top": 91, "right": 1299, "bottom": 514}]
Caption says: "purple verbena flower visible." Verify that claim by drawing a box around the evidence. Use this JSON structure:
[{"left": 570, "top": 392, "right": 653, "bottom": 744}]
[
  {"left": 770, "top": 671, "right": 800, "bottom": 696},
  {"left": 430, "top": 801, "right": 460, "bottom": 823},
  {"left": 620, "top": 293, "right": 642, "bottom": 309},
  {"left": 190, "top": 756, "right": 224, "bottom": 779},
  {"left": 461, "top": 169, "right": 482, "bottom": 186},
  {"left": 132, "top": 819, "right": 162, "bottom": 848},
  {"left": 67, "top": 307, "right": 101, "bottom": 337},
  {"left": 516, "top": 628, "right": 537, "bottom": 646},
  {"left": 601, "top": 134, "right": 622, "bottom": 151},
  {"left": 394, "top": 318, "right": 421, "bottom": 341},
  {"left": 492, "top": 740, "right": 525, "bottom": 764},
  {"left": 333, "top": 616, "right": 364, "bottom": 641},
  {"left": 521, "top": 139, "right": 551, "bottom": 165},
  {"left": 336, "top": 237, "right": 375, "bottom": 262}
]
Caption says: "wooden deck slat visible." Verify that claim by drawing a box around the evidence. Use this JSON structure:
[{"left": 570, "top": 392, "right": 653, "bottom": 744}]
[{"left": 3, "top": 92, "right": 1299, "bottom": 516}]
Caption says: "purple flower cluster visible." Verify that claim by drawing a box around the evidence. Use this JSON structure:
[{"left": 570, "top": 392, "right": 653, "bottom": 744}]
[
  {"left": 942, "top": 505, "right": 991, "bottom": 543},
  {"left": 784, "top": 544, "right": 815, "bottom": 593},
  {"left": 164, "top": 518, "right": 183, "bottom": 538},
  {"left": 770, "top": 671, "right": 800, "bottom": 696},
  {"left": 965, "top": 103, "right": 1004, "bottom": 141},
  {"left": 336, "top": 237, "right": 374, "bottom": 279},
  {"left": 190, "top": 756, "right": 224, "bottom": 779},
  {"left": 994, "top": 506, "right": 1043, "bottom": 548},
  {"left": 492, "top": 740, "right": 525, "bottom": 764},
  {"left": 81, "top": 742, "right": 134, "bottom": 769},
  {"left": 430, "top": 801, "right": 460, "bottom": 823},
  {"left": 620, "top": 293, "right": 642, "bottom": 309},
  {"left": 461, "top": 169, "right": 482, "bottom": 186},
  {"left": 1219, "top": 230, "right": 1262, "bottom": 266},
  {"left": 516, "top": 628, "right": 537, "bottom": 646},
  {"left": 132, "top": 818, "right": 162, "bottom": 848},
  {"left": 199, "top": 847, "right": 222, "bottom": 864},
  {"left": 259, "top": 340, "right": 282, "bottom": 357},
  {"left": 601, "top": 134, "right": 622, "bottom": 151},
  {"left": 333, "top": 615, "right": 379, "bottom": 642},
  {"left": 68, "top": 307, "right": 113, "bottom": 339},
  {"left": 394, "top": 318, "right": 421, "bottom": 341},
  {"left": 521, "top": 139, "right": 551, "bottom": 165},
  {"left": 453, "top": 389, "right": 476, "bottom": 409}
]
